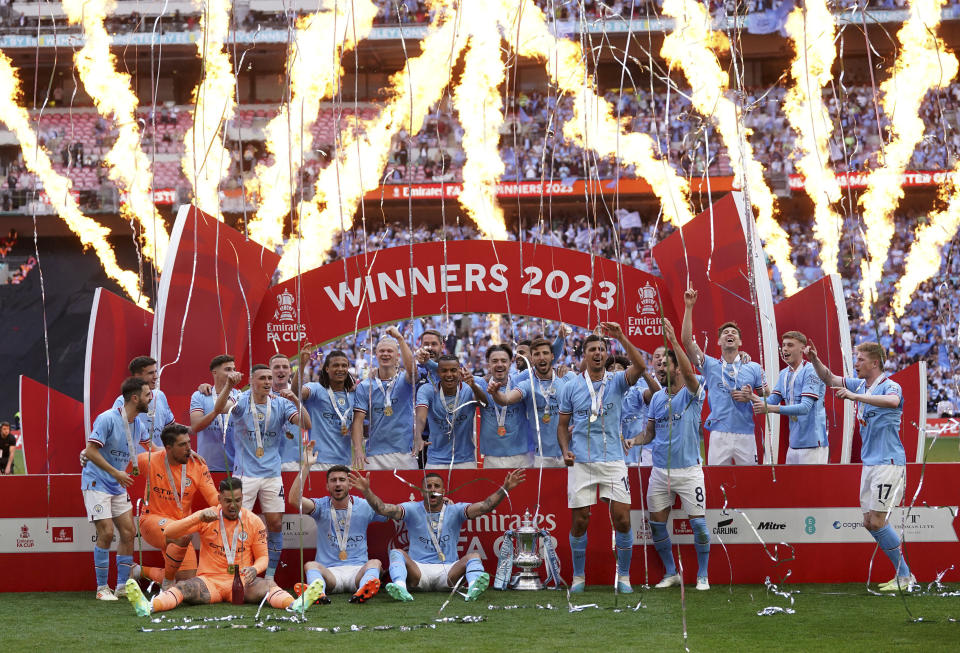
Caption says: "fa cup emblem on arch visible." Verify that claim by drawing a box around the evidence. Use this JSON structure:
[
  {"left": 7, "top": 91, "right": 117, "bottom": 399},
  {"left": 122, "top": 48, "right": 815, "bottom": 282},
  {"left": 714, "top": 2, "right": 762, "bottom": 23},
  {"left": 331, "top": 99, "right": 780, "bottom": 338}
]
[{"left": 637, "top": 282, "right": 658, "bottom": 316}]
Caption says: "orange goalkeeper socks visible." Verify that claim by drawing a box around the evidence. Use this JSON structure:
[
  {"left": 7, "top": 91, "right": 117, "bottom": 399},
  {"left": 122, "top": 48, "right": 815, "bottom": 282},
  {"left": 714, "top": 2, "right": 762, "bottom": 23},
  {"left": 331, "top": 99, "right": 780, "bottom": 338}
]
[
  {"left": 163, "top": 542, "right": 188, "bottom": 581},
  {"left": 267, "top": 587, "right": 294, "bottom": 609},
  {"left": 151, "top": 587, "right": 183, "bottom": 613}
]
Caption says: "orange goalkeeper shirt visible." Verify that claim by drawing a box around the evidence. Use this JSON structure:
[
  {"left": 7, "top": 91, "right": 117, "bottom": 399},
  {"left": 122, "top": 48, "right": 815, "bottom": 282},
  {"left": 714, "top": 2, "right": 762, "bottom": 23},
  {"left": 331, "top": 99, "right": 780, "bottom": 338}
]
[
  {"left": 137, "top": 451, "right": 219, "bottom": 519},
  {"left": 165, "top": 507, "right": 268, "bottom": 576}
]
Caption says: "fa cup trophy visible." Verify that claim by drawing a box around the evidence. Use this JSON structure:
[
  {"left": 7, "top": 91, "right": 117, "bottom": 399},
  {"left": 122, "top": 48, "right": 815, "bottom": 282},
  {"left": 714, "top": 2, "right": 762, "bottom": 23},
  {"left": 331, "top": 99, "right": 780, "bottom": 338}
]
[{"left": 494, "top": 509, "right": 563, "bottom": 591}]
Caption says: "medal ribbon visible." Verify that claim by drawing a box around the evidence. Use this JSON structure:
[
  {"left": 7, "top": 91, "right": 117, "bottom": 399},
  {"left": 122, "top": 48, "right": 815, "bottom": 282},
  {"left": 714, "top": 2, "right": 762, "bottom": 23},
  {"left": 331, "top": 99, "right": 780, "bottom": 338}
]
[
  {"left": 374, "top": 371, "right": 399, "bottom": 414},
  {"left": 219, "top": 508, "right": 243, "bottom": 567},
  {"left": 492, "top": 378, "right": 510, "bottom": 433},
  {"left": 121, "top": 408, "right": 140, "bottom": 475},
  {"left": 856, "top": 375, "right": 886, "bottom": 423},
  {"left": 425, "top": 502, "right": 447, "bottom": 562},
  {"left": 582, "top": 371, "right": 608, "bottom": 420},
  {"left": 719, "top": 354, "right": 743, "bottom": 392},
  {"left": 163, "top": 452, "right": 187, "bottom": 512},
  {"left": 326, "top": 387, "right": 349, "bottom": 433},
  {"left": 251, "top": 396, "right": 272, "bottom": 454},
  {"left": 329, "top": 498, "right": 353, "bottom": 560}
]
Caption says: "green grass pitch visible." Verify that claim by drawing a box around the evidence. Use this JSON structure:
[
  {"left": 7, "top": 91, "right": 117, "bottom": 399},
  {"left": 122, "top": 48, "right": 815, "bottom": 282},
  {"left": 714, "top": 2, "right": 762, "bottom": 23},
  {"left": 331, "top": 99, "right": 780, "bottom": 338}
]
[{"left": 1, "top": 583, "right": 957, "bottom": 651}]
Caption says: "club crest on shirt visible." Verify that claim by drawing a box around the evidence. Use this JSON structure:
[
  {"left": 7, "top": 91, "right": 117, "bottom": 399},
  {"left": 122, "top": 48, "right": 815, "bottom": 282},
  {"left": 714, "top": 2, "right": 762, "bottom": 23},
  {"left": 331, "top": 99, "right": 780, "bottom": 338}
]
[
  {"left": 185, "top": 478, "right": 192, "bottom": 487},
  {"left": 238, "top": 531, "right": 249, "bottom": 541},
  {"left": 159, "top": 518, "right": 168, "bottom": 526}
]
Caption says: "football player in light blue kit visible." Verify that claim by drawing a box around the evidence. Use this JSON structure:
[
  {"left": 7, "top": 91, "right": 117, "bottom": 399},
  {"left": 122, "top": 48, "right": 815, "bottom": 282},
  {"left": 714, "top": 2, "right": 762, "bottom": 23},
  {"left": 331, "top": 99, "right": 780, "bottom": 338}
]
[
  {"left": 806, "top": 340, "right": 916, "bottom": 592},
  {"left": 287, "top": 442, "right": 387, "bottom": 603},
  {"left": 750, "top": 331, "right": 829, "bottom": 464},
  {"left": 216, "top": 365, "right": 307, "bottom": 583},
  {"left": 352, "top": 326, "right": 417, "bottom": 470},
  {"left": 269, "top": 352, "right": 308, "bottom": 472},
  {"left": 84, "top": 377, "right": 155, "bottom": 600},
  {"left": 631, "top": 319, "right": 711, "bottom": 591},
  {"left": 681, "top": 288, "right": 766, "bottom": 465},
  {"left": 557, "top": 322, "right": 650, "bottom": 594},
  {"left": 489, "top": 337, "right": 576, "bottom": 467},
  {"left": 301, "top": 350, "right": 356, "bottom": 469},
  {"left": 415, "top": 354, "right": 486, "bottom": 468},
  {"left": 478, "top": 344, "right": 532, "bottom": 468},
  {"left": 112, "top": 355, "right": 174, "bottom": 449},
  {"left": 352, "top": 468, "right": 525, "bottom": 601},
  {"left": 190, "top": 354, "right": 239, "bottom": 472},
  {"left": 607, "top": 353, "right": 661, "bottom": 466}
]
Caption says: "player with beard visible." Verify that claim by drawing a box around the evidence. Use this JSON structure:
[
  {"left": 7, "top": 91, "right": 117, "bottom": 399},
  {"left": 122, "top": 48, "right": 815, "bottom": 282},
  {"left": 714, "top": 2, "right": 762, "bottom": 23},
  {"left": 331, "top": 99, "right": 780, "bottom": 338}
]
[
  {"left": 630, "top": 320, "right": 710, "bottom": 591},
  {"left": 83, "top": 377, "right": 156, "bottom": 600},
  {"left": 489, "top": 337, "right": 577, "bottom": 467},
  {"left": 415, "top": 355, "right": 486, "bottom": 468},
  {"left": 608, "top": 354, "right": 660, "bottom": 467},
  {"left": 124, "top": 477, "right": 323, "bottom": 615},
  {"left": 288, "top": 442, "right": 388, "bottom": 603},
  {"left": 112, "top": 356, "right": 174, "bottom": 448},
  {"left": 557, "top": 322, "right": 649, "bottom": 593},
  {"left": 351, "top": 468, "right": 525, "bottom": 601},
  {"left": 127, "top": 423, "right": 219, "bottom": 588}
]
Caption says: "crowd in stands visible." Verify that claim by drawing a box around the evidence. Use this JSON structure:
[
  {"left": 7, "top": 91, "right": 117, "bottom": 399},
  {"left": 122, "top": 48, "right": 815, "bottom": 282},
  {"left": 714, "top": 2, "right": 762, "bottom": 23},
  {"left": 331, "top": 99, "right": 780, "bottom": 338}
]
[
  {"left": 0, "top": 0, "right": 950, "bottom": 33},
  {"left": 288, "top": 214, "right": 959, "bottom": 416},
  {"left": 5, "top": 77, "right": 960, "bottom": 210}
]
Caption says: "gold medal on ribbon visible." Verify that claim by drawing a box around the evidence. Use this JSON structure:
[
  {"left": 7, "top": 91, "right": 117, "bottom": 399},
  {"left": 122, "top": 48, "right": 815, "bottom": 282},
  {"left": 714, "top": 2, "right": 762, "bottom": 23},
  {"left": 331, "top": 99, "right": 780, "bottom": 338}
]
[
  {"left": 339, "top": 550, "right": 348, "bottom": 561},
  {"left": 131, "top": 468, "right": 139, "bottom": 477},
  {"left": 497, "top": 426, "right": 506, "bottom": 436},
  {"left": 383, "top": 405, "right": 393, "bottom": 417},
  {"left": 227, "top": 564, "right": 237, "bottom": 573},
  {"left": 542, "top": 412, "right": 551, "bottom": 424},
  {"left": 790, "top": 416, "right": 798, "bottom": 423},
  {"left": 340, "top": 424, "right": 348, "bottom": 436},
  {"left": 255, "top": 446, "right": 264, "bottom": 457},
  {"left": 438, "top": 553, "right": 445, "bottom": 562}
]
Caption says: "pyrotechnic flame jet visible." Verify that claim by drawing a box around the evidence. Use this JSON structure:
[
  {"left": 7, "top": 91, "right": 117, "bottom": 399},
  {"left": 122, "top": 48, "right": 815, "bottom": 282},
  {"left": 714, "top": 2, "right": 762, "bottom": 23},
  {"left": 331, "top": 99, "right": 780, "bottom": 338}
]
[
  {"left": 891, "top": 160, "right": 960, "bottom": 320},
  {"left": 452, "top": 1, "right": 509, "bottom": 240},
  {"left": 181, "top": 0, "right": 237, "bottom": 218},
  {"left": 246, "top": 0, "right": 379, "bottom": 251},
  {"left": 62, "top": 0, "right": 170, "bottom": 270},
  {"left": 782, "top": 0, "right": 843, "bottom": 276},
  {"left": 0, "top": 53, "right": 147, "bottom": 307},
  {"left": 659, "top": 0, "right": 799, "bottom": 294},
  {"left": 503, "top": 0, "right": 695, "bottom": 227},
  {"left": 857, "top": 0, "right": 958, "bottom": 319},
  {"left": 278, "top": 0, "right": 469, "bottom": 280}
]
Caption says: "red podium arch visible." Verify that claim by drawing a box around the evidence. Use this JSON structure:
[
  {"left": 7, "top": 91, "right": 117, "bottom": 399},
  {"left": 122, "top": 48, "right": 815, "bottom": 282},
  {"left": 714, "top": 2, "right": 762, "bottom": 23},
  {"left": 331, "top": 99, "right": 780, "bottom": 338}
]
[{"left": 250, "top": 240, "right": 679, "bottom": 364}]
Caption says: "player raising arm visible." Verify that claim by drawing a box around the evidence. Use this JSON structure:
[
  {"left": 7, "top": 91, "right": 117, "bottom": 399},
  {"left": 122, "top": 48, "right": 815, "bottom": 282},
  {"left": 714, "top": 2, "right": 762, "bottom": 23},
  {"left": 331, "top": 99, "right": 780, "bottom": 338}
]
[
  {"left": 629, "top": 319, "right": 710, "bottom": 591},
  {"left": 124, "top": 477, "right": 324, "bottom": 616},
  {"left": 805, "top": 340, "right": 915, "bottom": 592},
  {"left": 350, "top": 468, "right": 525, "bottom": 602}
]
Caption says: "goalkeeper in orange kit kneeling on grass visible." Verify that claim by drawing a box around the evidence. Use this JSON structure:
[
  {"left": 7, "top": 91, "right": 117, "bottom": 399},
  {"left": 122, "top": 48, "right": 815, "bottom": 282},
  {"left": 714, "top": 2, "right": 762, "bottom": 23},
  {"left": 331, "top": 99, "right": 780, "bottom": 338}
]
[{"left": 124, "top": 477, "right": 324, "bottom": 615}]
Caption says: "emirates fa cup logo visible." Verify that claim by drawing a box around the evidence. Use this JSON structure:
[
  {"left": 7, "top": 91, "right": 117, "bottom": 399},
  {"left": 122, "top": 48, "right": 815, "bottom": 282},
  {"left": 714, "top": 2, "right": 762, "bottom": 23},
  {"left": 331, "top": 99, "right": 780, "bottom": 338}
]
[
  {"left": 274, "top": 289, "right": 297, "bottom": 322},
  {"left": 637, "top": 282, "right": 657, "bottom": 316}
]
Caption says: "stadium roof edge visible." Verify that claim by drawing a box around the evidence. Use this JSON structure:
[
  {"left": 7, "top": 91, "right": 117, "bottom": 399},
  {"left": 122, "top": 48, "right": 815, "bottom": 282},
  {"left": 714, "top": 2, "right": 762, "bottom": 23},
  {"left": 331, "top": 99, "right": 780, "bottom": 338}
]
[{"left": 0, "top": 7, "right": 951, "bottom": 50}]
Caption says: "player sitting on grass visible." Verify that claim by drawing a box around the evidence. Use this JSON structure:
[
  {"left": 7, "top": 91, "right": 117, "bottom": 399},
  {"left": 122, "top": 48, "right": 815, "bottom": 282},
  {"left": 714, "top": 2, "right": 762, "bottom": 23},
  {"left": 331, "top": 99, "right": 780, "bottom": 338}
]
[
  {"left": 287, "top": 442, "right": 388, "bottom": 604},
  {"left": 124, "top": 477, "right": 323, "bottom": 615},
  {"left": 350, "top": 468, "right": 525, "bottom": 601}
]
